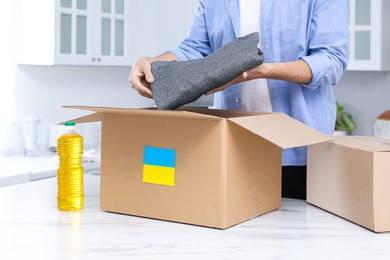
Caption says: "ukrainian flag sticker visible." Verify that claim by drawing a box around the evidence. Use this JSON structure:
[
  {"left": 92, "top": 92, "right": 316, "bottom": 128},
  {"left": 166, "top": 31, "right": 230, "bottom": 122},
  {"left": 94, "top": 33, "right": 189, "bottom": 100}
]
[{"left": 143, "top": 146, "right": 176, "bottom": 186}]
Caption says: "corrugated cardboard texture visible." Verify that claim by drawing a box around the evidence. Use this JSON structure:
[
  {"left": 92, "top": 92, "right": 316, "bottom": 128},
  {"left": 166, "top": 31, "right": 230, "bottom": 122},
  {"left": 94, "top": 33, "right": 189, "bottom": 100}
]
[
  {"left": 100, "top": 113, "right": 226, "bottom": 228},
  {"left": 333, "top": 135, "right": 390, "bottom": 152},
  {"left": 374, "top": 152, "right": 390, "bottom": 231},
  {"left": 181, "top": 107, "right": 270, "bottom": 118},
  {"left": 307, "top": 136, "right": 390, "bottom": 232},
  {"left": 61, "top": 112, "right": 103, "bottom": 124},
  {"left": 228, "top": 113, "right": 333, "bottom": 149},
  {"left": 66, "top": 106, "right": 220, "bottom": 121},
  {"left": 225, "top": 121, "right": 281, "bottom": 227},
  {"left": 65, "top": 106, "right": 332, "bottom": 229}
]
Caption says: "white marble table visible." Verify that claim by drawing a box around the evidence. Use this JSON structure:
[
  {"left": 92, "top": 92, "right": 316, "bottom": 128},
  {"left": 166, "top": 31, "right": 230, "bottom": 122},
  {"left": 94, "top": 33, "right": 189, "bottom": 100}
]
[{"left": 1, "top": 174, "right": 390, "bottom": 260}]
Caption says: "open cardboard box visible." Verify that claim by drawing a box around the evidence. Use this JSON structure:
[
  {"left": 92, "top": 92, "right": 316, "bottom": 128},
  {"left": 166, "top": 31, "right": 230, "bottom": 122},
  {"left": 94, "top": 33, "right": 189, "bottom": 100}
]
[
  {"left": 67, "top": 106, "right": 331, "bottom": 229},
  {"left": 307, "top": 136, "right": 390, "bottom": 232}
]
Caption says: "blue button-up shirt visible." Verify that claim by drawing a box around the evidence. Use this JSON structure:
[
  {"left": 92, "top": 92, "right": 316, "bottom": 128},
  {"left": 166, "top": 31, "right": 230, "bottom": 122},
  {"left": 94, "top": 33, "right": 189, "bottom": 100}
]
[{"left": 169, "top": 0, "right": 349, "bottom": 165}]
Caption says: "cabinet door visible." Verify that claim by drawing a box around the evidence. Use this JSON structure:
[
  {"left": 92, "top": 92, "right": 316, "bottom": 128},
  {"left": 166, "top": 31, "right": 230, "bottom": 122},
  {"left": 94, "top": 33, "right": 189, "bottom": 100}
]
[
  {"left": 348, "top": 0, "right": 390, "bottom": 70},
  {"left": 129, "top": 0, "right": 199, "bottom": 65},
  {"left": 93, "top": 0, "right": 131, "bottom": 65},
  {"left": 152, "top": 0, "right": 197, "bottom": 55},
  {"left": 129, "top": 0, "right": 155, "bottom": 65},
  {"left": 55, "top": 0, "right": 130, "bottom": 65},
  {"left": 55, "top": 0, "right": 93, "bottom": 64}
]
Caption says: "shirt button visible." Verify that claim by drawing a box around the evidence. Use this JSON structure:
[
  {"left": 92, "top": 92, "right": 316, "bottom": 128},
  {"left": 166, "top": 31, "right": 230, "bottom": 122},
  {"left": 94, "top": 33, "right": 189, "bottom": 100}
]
[{"left": 235, "top": 99, "right": 240, "bottom": 103}]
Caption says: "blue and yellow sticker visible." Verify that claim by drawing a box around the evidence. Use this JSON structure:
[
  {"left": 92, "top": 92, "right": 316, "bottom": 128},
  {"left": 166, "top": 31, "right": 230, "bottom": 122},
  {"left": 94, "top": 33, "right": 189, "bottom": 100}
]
[{"left": 143, "top": 146, "right": 176, "bottom": 186}]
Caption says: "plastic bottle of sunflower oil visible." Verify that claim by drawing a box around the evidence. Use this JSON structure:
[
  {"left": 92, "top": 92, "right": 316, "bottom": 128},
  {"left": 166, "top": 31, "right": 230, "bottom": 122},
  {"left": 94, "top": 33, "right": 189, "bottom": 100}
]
[{"left": 57, "top": 121, "right": 84, "bottom": 211}]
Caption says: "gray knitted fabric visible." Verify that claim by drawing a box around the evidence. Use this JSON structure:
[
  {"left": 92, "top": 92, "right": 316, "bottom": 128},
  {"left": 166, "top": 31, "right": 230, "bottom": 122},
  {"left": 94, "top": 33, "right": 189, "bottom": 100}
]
[{"left": 150, "top": 32, "right": 264, "bottom": 110}]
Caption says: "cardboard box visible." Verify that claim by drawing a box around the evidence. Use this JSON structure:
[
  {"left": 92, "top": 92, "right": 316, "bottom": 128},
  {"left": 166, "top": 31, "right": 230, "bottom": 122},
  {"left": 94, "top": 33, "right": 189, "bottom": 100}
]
[
  {"left": 68, "top": 106, "right": 331, "bottom": 229},
  {"left": 307, "top": 136, "right": 390, "bottom": 232}
]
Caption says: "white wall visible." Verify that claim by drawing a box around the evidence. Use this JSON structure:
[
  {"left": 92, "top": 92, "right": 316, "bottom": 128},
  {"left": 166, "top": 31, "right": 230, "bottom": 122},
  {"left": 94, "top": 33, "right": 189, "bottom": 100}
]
[
  {"left": 334, "top": 71, "right": 390, "bottom": 136},
  {"left": 13, "top": 65, "right": 155, "bottom": 153},
  {"left": 0, "top": 0, "right": 17, "bottom": 154},
  {"left": 12, "top": 64, "right": 213, "bottom": 154}
]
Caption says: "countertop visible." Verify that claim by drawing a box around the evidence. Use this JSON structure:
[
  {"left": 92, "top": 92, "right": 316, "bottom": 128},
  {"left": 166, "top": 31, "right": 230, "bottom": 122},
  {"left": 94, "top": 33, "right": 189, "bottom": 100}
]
[
  {"left": 0, "top": 152, "right": 100, "bottom": 187},
  {"left": 1, "top": 174, "right": 390, "bottom": 259}
]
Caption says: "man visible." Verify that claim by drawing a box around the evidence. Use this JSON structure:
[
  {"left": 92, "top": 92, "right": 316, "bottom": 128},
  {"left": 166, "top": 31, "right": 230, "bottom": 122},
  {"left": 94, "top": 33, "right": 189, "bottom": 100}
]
[{"left": 129, "top": 0, "right": 349, "bottom": 199}]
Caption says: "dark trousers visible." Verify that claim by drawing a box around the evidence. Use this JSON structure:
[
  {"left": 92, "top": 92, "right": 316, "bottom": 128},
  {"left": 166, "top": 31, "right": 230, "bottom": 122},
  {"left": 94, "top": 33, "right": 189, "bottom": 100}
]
[{"left": 282, "top": 166, "right": 307, "bottom": 200}]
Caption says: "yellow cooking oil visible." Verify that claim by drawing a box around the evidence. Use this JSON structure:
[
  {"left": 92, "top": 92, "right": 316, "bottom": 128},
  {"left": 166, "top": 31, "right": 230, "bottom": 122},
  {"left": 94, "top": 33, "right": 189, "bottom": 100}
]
[{"left": 57, "top": 121, "right": 84, "bottom": 211}]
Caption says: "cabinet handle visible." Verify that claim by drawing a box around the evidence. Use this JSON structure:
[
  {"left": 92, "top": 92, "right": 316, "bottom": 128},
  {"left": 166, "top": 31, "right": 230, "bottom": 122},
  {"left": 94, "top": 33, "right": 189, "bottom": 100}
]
[
  {"left": 97, "top": 58, "right": 101, "bottom": 62},
  {"left": 91, "top": 58, "right": 96, "bottom": 62}
]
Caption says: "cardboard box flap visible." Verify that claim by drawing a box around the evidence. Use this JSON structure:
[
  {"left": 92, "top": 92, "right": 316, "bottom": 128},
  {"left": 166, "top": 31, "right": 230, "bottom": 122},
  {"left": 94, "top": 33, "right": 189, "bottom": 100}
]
[
  {"left": 60, "top": 112, "right": 103, "bottom": 124},
  {"left": 228, "top": 113, "right": 332, "bottom": 149},
  {"left": 64, "top": 106, "right": 221, "bottom": 121},
  {"left": 334, "top": 136, "right": 390, "bottom": 152},
  {"left": 181, "top": 107, "right": 270, "bottom": 118}
]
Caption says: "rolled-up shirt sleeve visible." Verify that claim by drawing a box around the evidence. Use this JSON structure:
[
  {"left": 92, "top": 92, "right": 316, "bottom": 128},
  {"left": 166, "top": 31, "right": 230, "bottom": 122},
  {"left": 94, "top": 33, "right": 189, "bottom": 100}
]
[
  {"left": 168, "top": 0, "right": 212, "bottom": 61},
  {"left": 300, "top": 0, "right": 349, "bottom": 90}
]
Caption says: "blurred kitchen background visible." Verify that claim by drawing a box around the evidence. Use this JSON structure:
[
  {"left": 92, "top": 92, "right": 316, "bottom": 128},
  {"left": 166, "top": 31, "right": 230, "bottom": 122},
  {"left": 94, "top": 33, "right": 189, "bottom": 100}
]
[{"left": 0, "top": 0, "right": 389, "bottom": 156}]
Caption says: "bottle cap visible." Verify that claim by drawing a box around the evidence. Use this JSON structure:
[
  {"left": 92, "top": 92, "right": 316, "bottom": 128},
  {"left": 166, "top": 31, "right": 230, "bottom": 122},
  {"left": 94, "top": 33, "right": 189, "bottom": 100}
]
[{"left": 65, "top": 121, "right": 76, "bottom": 126}]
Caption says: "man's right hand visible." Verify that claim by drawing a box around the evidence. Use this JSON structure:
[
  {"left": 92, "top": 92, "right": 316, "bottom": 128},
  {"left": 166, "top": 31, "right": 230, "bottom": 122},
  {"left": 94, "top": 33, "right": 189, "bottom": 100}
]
[
  {"left": 129, "top": 53, "right": 180, "bottom": 99},
  {"left": 129, "top": 57, "right": 155, "bottom": 98}
]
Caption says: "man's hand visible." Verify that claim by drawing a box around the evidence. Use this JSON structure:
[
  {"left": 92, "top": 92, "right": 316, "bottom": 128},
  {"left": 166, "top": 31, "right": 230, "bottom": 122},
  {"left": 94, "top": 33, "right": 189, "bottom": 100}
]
[
  {"left": 129, "top": 53, "right": 180, "bottom": 98},
  {"left": 129, "top": 57, "right": 155, "bottom": 98}
]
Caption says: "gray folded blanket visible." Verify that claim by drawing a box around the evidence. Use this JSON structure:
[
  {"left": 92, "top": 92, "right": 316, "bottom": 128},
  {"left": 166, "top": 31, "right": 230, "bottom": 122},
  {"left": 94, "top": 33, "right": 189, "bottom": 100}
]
[{"left": 151, "top": 32, "right": 264, "bottom": 110}]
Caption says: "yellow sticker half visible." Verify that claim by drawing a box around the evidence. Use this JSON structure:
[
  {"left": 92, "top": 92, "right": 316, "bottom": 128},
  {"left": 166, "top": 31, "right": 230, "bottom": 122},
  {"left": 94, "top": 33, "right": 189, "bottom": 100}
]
[{"left": 143, "top": 164, "right": 175, "bottom": 186}]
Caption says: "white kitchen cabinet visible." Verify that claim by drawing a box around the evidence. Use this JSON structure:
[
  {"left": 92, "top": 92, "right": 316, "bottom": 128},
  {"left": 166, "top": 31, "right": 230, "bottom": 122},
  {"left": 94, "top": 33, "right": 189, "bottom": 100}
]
[
  {"left": 18, "top": 0, "right": 131, "bottom": 66},
  {"left": 129, "top": 0, "right": 199, "bottom": 65},
  {"left": 347, "top": 0, "right": 390, "bottom": 71}
]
